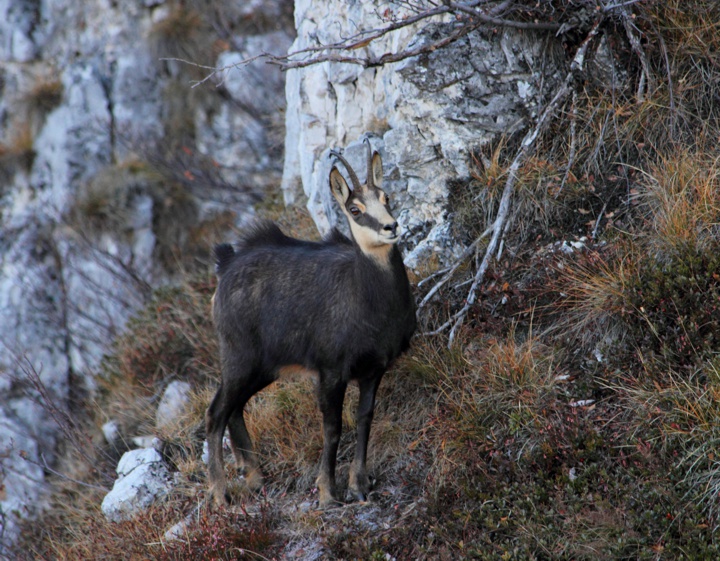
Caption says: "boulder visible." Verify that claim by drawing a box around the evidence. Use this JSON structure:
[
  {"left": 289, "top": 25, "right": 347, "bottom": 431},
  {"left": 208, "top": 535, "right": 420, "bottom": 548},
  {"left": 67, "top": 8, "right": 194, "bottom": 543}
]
[{"left": 101, "top": 447, "right": 172, "bottom": 522}]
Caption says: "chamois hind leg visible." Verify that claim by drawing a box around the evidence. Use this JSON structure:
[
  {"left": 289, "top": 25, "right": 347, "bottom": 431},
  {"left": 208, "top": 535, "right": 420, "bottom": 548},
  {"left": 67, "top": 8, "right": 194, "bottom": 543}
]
[
  {"left": 206, "top": 356, "right": 265, "bottom": 506},
  {"left": 316, "top": 373, "right": 347, "bottom": 507},
  {"left": 206, "top": 383, "right": 234, "bottom": 506},
  {"left": 226, "top": 379, "right": 272, "bottom": 492},
  {"left": 349, "top": 373, "right": 383, "bottom": 502}
]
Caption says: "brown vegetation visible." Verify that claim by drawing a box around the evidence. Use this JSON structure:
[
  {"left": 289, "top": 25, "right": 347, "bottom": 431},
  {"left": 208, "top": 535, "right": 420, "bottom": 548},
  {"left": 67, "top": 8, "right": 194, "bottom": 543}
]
[{"left": 13, "top": 1, "right": 720, "bottom": 559}]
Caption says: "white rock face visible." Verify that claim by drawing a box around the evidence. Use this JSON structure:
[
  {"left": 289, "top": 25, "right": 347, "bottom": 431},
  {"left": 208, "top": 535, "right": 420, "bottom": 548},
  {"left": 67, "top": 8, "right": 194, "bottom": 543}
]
[
  {"left": 282, "top": 0, "right": 560, "bottom": 268},
  {"left": 0, "top": 0, "right": 292, "bottom": 547},
  {"left": 156, "top": 381, "right": 192, "bottom": 432},
  {"left": 0, "top": 414, "right": 47, "bottom": 548},
  {"left": 101, "top": 448, "right": 172, "bottom": 522}
]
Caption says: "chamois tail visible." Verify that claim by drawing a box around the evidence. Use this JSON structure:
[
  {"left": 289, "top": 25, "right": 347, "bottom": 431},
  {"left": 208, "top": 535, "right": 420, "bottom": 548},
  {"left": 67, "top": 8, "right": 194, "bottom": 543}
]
[{"left": 214, "top": 243, "right": 235, "bottom": 276}]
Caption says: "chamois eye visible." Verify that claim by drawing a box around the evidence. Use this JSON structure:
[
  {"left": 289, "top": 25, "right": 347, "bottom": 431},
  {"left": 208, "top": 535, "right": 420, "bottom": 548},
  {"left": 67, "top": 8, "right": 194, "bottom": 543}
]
[
  {"left": 349, "top": 206, "right": 361, "bottom": 216},
  {"left": 384, "top": 193, "right": 391, "bottom": 205}
]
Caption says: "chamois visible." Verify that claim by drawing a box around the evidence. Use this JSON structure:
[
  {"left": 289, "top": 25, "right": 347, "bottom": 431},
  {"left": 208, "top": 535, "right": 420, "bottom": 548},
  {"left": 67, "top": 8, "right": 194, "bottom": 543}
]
[{"left": 206, "top": 140, "right": 416, "bottom": 507}]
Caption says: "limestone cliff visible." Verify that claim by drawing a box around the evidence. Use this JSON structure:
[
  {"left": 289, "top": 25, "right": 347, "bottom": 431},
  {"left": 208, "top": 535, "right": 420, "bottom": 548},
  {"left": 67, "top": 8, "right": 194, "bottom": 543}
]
[
  {"left": 282, "top": 0, "right": 561, "bottom": 267},
  {"left": 0, "top": 0, "right": 292, "bottom": 544}
]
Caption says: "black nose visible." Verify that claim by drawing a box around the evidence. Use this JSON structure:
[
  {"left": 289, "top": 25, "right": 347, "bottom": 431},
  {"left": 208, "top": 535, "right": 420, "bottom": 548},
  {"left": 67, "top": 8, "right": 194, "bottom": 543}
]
[{"left": 384, "top": 222, "right": 398, "bottom": 236}]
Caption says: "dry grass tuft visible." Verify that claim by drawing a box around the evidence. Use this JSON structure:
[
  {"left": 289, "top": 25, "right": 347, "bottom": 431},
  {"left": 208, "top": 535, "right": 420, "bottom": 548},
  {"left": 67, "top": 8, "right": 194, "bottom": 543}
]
[
  {"left": 613, "top": 356, "right": 720, "bottom": 522},
  {"left": 22, "top": 76, "right": 64, "bottom": 116},
  {"left": 0, "top": 122, "right": 35, "bottom": 173},
  {"left": 545, "top": 245, "right": 638, "bottom": 349},
  {"left": 641, "top": 150, "right": 720, "bottom": 256},
  {"left": 417, "top": 332, "right": 561, "bottom": 489}
]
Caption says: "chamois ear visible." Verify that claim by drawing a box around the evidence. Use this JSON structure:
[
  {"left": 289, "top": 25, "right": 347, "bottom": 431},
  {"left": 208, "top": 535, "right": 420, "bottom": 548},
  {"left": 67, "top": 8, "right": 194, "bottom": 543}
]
[
  {"left": 371, "top": 152, "right": 383, "bottom": 188},
  {"left": 330, "top": 167, "right": 351, "bottom": 205}
]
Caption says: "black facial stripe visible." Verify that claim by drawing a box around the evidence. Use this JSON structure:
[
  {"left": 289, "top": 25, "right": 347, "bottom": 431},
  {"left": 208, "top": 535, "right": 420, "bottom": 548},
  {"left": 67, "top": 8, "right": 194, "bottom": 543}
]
[{"left": 352, "top": 207, "right": 385, "bottom": 232}]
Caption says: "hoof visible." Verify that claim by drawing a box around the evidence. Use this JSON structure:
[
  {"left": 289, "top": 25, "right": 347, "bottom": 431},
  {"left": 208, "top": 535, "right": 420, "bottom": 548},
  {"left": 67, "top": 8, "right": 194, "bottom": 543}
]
[
  {"left": 210, "top": 488, "right": 232, "bottom": 508},
  {"left": 316, "top": 483, "right": 341, "bottom": 509},
  {"left": 348, "top": 488, "right": 368, "bottom": 503},
  {"left": 243, "top": 467, "right": 265, "bottom": 492},
  {"left": 348, "top": 469, "right": 372, "bottom": 503},
  {"left": 317, "top": 496, "right": 343, "bottom": 510}
]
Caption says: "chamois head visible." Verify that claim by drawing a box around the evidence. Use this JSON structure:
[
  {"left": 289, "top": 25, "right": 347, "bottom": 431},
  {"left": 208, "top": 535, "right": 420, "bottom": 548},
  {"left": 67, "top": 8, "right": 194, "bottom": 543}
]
[{"left": 330, "top": 140, "right": 399, "bottom": 261}]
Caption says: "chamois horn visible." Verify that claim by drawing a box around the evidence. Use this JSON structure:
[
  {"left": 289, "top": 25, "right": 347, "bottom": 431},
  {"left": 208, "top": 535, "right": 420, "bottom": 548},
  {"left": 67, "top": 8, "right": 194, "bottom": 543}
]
[{"left": 329, "top": 149, "right": 362, "bottom": 191}]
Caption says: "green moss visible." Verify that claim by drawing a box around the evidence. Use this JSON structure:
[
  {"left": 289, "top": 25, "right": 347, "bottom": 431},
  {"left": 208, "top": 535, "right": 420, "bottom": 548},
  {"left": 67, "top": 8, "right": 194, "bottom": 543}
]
[{"left": 625, "top": 245, "right": 720, "bottom": 367}]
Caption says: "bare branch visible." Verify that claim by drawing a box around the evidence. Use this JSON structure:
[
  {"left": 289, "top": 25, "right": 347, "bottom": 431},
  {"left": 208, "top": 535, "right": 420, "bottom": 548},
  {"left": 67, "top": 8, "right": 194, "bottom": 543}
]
[
  {"left": 619, "top": 8, "right": 653, "bottom": 102},
  {"left": 15, "top": 355, "right": 115, "bottom": 480},
  {"left": 447, "top": 2, "right": 561, "bottom": 31},
  {"left": 30, "top": 453, "right": 109, "bottom": 492},
  {"left": 556, "top": 90, "right": 578, "bottom": 198},
  {"left": 180, "top": 1, "right": 570, "bottom": 87},
  {"left": 442, "top": 20, "right": 602, "bottom": 345},
  {"left": 418, "top": 226, "right": 492, "bottom": 309}
]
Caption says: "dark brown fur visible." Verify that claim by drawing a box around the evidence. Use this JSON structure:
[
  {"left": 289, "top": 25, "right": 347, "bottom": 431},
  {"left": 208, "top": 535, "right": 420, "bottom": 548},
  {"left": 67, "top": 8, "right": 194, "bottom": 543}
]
[{"left": 206, "top": 143, "right": 416, "bottom": 507}]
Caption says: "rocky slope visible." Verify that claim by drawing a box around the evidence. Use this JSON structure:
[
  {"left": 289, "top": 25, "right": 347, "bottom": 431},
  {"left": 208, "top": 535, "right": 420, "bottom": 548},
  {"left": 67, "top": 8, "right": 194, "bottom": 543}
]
[{"left": 0, "top": 0, "right": 292, "bottom": 545}]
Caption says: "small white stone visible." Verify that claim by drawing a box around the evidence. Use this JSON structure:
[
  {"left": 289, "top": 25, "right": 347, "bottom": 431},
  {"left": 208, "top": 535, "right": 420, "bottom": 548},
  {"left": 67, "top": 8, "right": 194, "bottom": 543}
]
[
  {"left": 568, "top": 399, "right": 595, "bottom": 408},
  {"left": 131, "top": 435, "right": 156, "bottom": 449},
  {"left": 156, "top": 381, "right": 192, "bottom": 431},
  {"left": 164, "top": 515, "right": 193, "bottom": 542},
  {"left": 102, "top": 420, "right": 120, "bottom": 444}
]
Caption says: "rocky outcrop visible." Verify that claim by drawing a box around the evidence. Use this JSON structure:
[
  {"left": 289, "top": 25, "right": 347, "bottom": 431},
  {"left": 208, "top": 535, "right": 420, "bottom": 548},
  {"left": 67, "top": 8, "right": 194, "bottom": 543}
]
[
  {"left": 0, "top": 0, "right": 292, "bottom": 547},
  {"left": 282, "top": 0, "right": 561, "bottom": 267}
]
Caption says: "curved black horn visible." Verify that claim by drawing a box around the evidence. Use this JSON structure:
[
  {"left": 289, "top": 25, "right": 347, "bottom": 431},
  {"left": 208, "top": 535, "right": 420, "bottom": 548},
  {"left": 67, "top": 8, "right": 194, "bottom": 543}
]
[
  {"left": 329, "top": 149, "right": 362, "bottom": 191},
  {"left": 363, "top": 138, "right": 375, "bottom": 188}
]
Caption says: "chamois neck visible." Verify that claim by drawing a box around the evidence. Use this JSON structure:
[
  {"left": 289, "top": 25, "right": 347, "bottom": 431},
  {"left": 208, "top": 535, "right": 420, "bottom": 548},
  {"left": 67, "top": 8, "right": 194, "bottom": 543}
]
[{"left": 358, "top": 242, "right": 394, "bottom": 268}]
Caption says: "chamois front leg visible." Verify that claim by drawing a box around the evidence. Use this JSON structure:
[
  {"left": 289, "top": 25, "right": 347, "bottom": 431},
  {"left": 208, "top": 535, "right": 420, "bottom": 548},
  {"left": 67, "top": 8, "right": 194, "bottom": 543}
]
[
  {"left": 349, "top": 374, "right": 383, "bottom": 502},
  {"left": 316, "top": 375, "right": 347, "bottom": 507}
]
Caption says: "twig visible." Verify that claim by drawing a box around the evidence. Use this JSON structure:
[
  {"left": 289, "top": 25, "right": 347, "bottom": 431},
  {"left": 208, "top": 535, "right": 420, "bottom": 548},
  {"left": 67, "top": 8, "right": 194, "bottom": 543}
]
[
  {"left": 417, "top": 265, "right": 453, "bottom": 287},
  {"left": 592, "top": 201, "right": 608, "bottom": 240},
  {"left": 602, "top": 0, "right": 645, "bottom": 12},
  {"left": 619, "top": 7, "right": 653, "bottom": 103},
  {"left": 556, "top": 89, "right": 578, "bottom": 198},
  {"left": 443, "top": 20, "right": 602, "bottom": 345},
  {"left": 448, "top": 1, "right": 561, "bottom": 31},
  {"left": 418, "top": 226, "right": 492, "bottom": 308},
  {"left": 27, "top": 453, "right": 109, "bottom": 492}
]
